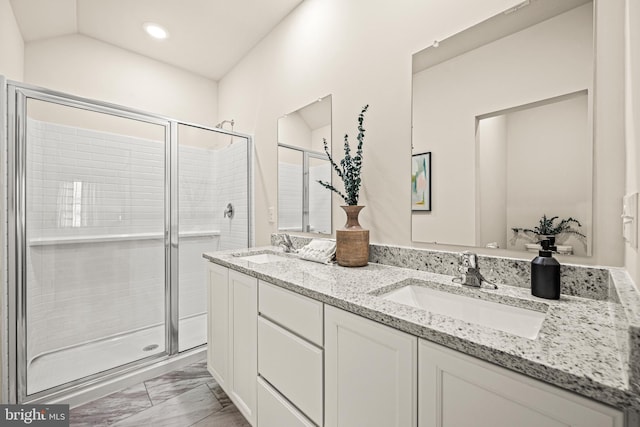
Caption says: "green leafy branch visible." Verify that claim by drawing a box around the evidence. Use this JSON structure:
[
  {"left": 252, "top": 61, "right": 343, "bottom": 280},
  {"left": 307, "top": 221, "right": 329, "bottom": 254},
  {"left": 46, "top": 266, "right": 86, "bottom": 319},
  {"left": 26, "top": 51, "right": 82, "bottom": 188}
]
[
  {"left": 317, "top": 104, "right": 369, "bottom": 205},
  {"left": 511, "top": 214, "right": 586, "bottom": 239}
]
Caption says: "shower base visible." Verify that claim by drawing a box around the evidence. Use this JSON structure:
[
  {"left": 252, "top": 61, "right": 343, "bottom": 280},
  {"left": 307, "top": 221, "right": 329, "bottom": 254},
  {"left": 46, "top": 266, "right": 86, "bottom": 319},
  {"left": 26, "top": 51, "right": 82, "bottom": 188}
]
[{"left": 27, "top": 313, "right": 207, "bottom": 396}]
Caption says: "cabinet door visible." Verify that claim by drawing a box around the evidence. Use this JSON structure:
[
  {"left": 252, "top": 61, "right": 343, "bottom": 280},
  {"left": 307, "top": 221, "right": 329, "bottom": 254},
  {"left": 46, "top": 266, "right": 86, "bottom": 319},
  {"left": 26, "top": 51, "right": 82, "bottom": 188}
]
[
  {"left": 229, "top": 270, "right": 258, "bottom": 426},
  {"left": 418, "top": 339, "right": 623, "bottom": 427},
  {"left": 325, "top": 306, "right": 417, "bottom": 427},
  {"left": 206, "top": 263, "right": 229, "bottom": 389},
  {"left": 258, "top": 316, "right": 323, "bottom": 425},
  {"left": 257, "top": 377, "right": 316, "bottom": 427},
  {"left": 259, "top": 281, "right": 324, "bottom": 346}
]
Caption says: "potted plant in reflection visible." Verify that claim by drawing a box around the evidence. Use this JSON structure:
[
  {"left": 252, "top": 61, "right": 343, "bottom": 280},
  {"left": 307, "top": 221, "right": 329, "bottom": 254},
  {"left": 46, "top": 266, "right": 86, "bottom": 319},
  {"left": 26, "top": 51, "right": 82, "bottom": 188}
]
[
  {"left": 317, "top": 104, "right": 370, "bottom": 267},
  {"left": 511, "top": 214, "right": 586, "bottom": 253}
]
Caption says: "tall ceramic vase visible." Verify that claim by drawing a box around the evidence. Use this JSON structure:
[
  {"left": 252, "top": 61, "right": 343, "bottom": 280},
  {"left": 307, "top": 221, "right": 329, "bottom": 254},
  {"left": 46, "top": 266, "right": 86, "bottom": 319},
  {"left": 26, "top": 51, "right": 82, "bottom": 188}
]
[{"left": 336, "top": 205, "right": 369, "bottom": 267}]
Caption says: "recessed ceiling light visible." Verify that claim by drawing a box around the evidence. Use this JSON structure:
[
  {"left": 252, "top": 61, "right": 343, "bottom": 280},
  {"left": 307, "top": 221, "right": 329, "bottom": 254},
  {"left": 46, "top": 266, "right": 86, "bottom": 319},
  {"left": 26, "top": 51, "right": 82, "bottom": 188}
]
[{"left": 143, "top": 23, "right": 169, "bottom": 40}]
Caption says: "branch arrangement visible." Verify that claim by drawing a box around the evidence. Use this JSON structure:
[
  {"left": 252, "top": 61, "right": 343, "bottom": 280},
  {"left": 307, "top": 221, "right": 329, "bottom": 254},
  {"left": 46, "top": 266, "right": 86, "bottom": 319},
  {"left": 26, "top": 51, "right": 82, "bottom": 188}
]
[
  {"left": 317, "top": 105, "right": 369, "bottom": 206},
  {"left": 512, "top": 214, "right": 586, "bottom": 239}
]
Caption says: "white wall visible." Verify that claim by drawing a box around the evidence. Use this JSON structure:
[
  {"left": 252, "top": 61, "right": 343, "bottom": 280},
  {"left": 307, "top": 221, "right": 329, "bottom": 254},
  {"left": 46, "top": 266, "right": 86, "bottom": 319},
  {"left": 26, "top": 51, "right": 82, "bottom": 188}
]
[
  {"left": 0, "top": 0, "right": 24, "bottom": 81},
  {"left": 593, "top": 0, "right": 626, "bottom": 268},
  {"left": 24, "top": 34, "right": 217, "bottom": 126},
  {"left": 478, "top": 116, "right": 507, "bottom": 248},
  {"left": 412, "top": 4, "right": 592, "bottom": 247},
  {"left": 279, "top": 112, "right": 312, "bottom": 149},
  {"left": 311, "top": 124, "right": 331, "bottom": 153},
  {"left": 217, "top": 0, "right": 523, "bottom": 247},
  {"left": 625, "top": 0, "right": 640, "bottom": 283},
  {"left": 0, "top": 0, "right": 24, "bottom": 401}
]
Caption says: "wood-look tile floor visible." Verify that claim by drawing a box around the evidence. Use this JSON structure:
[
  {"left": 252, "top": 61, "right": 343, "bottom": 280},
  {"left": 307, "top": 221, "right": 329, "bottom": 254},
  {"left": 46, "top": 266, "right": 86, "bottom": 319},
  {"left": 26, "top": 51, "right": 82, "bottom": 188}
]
[{"left": 70, "top": 360, "right": 250, "bottom": 427}]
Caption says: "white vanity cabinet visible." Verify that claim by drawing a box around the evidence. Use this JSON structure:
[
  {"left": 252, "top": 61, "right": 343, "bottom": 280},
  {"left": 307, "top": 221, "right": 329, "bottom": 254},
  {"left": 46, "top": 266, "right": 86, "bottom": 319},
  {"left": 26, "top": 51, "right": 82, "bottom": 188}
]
[
  {"left": 324, "top": 305, "right": 418, "bottom": 427},
  {"left": 257, "top": 282, "right": 323, "bottom": 427},
  {"left": 207, "top": 262, "right": 229, "bottom": 389},
  {"left": 418, "top": 339, "right": 624, "bottom": 427},
  {"left": 206, "top": 263, "right": 257, "bottom": 426},
  {"left": 257, "top": 377, "right": 316, "bottom": 427},
  {"left": 206, "top": 259, "right": 628, "bottom": 427}
]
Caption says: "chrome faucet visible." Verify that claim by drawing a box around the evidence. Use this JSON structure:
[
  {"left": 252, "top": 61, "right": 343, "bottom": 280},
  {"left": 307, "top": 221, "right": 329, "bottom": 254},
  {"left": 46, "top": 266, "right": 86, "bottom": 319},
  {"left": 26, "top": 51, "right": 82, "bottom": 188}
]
[
  {"left": 453, "top": 251, "right": 497, "bottom": 289},
  {"left": 279, "top": 234, "right": 295, "bottom": 253}
]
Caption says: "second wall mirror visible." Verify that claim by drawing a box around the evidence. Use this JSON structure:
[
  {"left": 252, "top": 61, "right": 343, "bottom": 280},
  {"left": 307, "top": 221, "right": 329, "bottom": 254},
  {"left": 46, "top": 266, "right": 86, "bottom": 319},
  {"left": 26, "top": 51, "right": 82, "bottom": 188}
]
[
  {"left": 278, "top": 95, "right": 332, "bottom": 234},
  {"left": 411, "top": 0, "right": 593, "bottom": 256}
]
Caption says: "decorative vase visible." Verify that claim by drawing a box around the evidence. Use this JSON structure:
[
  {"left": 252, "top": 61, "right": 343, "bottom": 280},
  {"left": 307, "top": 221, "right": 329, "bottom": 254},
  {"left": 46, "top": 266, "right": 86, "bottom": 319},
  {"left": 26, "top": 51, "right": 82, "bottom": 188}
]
[{"left": 336, "top": 205, "right": 369, "bottom": 267}]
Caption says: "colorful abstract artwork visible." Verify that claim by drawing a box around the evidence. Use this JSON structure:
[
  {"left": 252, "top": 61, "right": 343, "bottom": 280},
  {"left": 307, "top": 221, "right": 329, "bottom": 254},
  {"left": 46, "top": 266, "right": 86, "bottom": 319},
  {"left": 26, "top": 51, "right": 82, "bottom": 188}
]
[{"left": 411, "top": 152, "right": 431, "bottom": 211}]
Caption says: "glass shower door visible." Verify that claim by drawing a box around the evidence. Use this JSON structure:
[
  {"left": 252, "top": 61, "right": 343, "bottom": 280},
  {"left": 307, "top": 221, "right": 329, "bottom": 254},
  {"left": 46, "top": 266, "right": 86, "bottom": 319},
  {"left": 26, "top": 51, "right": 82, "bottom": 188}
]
[
  {"left": 22, "top": 96, "right": 169, "bottom": 396},
  {"left": 177, "top": 124, "right": 250, "bottom": 352},
  {"left": 9, "top": 83, "right": 254, "bottom": 403}
]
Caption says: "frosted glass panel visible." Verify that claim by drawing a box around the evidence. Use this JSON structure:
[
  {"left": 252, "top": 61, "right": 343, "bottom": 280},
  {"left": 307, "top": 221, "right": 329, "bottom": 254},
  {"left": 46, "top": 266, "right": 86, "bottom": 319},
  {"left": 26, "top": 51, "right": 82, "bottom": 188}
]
[
  {"left": 25, "top": 99, "right": 167, "bottom": 395},
  {"left": 308, "top": 157, "right": 331, "bottom": 234}
]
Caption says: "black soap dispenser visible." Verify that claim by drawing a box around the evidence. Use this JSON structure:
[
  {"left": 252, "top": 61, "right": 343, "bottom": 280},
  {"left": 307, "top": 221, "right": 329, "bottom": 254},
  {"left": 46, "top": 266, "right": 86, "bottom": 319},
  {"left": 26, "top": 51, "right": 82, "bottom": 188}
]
[{"left": 531, "top": 239, "right": 560, "bottom": 299}]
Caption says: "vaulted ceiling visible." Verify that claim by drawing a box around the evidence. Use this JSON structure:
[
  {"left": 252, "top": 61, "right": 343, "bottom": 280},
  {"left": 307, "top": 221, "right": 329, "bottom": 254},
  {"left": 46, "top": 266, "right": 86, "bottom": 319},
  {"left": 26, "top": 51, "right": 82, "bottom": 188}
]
[{"left": 10, "top": 0, "right": 303, "bottom": 80}]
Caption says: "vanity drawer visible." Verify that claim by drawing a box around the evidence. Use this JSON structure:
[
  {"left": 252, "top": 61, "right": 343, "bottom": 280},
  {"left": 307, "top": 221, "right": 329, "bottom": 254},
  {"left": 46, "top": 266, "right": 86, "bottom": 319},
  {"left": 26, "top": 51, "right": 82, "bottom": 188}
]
[
  {"left": 258, "top": 281, "right": 323, "bottom": 346},
  {"left": 258, "top": 316, "right": 323, "bottom": 426},
  {"left": 257, "top": 377, "right": 315, "bottom": 427}
]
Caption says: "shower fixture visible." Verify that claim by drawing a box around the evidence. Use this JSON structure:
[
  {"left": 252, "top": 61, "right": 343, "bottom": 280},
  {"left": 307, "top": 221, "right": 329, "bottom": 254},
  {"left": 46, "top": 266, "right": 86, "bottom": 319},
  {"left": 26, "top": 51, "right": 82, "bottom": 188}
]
[
  {"left": 215, "top": 119, "right": 236, "bottom": 146},
  {"left": 215, "top": 119, "right": 235, "bottom": 129}
]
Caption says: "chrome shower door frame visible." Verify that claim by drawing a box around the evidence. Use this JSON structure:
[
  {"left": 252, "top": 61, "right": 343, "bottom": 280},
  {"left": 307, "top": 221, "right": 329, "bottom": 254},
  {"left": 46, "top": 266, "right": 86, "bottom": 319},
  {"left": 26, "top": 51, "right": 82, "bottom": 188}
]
[
  {"left": 8, "top": 83, "right": 174, "bottom": 404},
  {"left": 6, "top": 81, "right": 253, "bottom": 404}
]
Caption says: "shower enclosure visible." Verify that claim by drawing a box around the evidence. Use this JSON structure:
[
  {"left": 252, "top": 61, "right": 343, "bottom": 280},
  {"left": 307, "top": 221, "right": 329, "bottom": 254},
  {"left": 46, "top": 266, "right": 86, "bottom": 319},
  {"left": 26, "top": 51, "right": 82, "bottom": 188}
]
[{"left": 4, "top": 81, "right": 252, "bottom": 403}]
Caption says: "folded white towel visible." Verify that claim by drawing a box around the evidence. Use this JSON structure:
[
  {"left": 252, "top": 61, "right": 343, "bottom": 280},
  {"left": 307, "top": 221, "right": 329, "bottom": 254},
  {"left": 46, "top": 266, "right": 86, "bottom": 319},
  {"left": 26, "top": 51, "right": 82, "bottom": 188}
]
[{"left": 298, "top": 239, "right": 336, "bottom": 264}]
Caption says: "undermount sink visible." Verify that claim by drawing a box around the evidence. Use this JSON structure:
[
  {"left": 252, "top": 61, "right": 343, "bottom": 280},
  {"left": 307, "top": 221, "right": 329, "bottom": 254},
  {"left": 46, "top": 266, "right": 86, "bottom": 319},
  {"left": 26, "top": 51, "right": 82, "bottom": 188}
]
[
  {"left": 379, "top": 283, "right": 545, "bottom": 339},
  {"left": 235, "top": 253, "right": 289, "bottom": 264}
]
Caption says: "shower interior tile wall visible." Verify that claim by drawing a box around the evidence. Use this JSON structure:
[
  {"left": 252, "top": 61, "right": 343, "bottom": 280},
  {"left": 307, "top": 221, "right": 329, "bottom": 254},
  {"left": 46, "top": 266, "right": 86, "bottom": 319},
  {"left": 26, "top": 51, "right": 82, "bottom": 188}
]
[
  {"left": 278, "top": 162, "right": 330, "bottom": 234},
  {"left": 25, "top": 119, "right": 247, "bottom": 363},
  {"left": 278, "top": 162, "right": 302, "bottom": 231},
  {"left": 212, "top": 138, "right": 249, "bottom": 250},
  {"left": 308, "top": 163, "right": 330, "bottom": 234}
]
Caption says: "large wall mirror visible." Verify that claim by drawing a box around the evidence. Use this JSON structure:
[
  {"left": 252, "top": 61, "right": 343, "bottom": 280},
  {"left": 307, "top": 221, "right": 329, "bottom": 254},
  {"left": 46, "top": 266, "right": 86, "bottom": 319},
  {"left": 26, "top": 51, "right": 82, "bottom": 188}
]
[
  {"left": 278, "top": 95, "right": 332, "bottom": 234},
  {"left": 411, "top": 0, "right": 593, "bottom": 256}
]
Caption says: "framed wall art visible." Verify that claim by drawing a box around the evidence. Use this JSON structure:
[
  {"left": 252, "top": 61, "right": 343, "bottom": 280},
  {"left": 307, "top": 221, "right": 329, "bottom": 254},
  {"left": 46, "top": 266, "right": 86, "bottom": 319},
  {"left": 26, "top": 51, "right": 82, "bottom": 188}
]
[{"left": 411, "top": 152, "right": 431, "bottom": 211}]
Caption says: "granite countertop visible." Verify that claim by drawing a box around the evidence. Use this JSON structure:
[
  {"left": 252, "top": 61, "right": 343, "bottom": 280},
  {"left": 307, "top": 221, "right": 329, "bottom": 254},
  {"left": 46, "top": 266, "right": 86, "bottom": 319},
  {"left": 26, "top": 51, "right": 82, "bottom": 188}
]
[{"left": 203, "top": 246, "right": 640, "bottom": 411}]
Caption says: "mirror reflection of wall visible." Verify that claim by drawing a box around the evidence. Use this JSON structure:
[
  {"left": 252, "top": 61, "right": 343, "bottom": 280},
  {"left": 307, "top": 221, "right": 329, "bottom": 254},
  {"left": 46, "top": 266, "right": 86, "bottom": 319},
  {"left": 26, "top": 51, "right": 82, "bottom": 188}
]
[
  {"left": 278, "top": 95, "right": 332, "bottom": 234},
  {"left": 411, "top": 0, "right": 593, "bottom": 256},
  {"left": 477, "top": 91, "right": 590, "bottom": 256}
]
